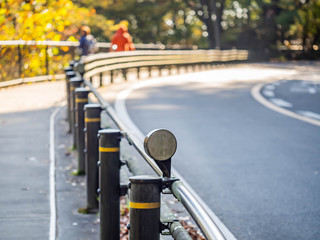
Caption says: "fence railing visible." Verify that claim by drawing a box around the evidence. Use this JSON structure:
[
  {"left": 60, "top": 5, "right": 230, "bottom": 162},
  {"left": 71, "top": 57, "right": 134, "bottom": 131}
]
[
  {"left": 65, "top": 49, "right": 248, "bottom": 239},
  {"left": 0, "top": 40, "right": 165, "bottom": 85}
]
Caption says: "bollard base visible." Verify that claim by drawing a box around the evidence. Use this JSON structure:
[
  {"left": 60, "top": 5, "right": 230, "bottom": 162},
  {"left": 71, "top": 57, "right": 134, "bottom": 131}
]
[
  {"left": 77, "top": 207, "right": 99, "bottom": 214},
  {"left": 71, "top": 170, "right": 85, "bottom": 176}
]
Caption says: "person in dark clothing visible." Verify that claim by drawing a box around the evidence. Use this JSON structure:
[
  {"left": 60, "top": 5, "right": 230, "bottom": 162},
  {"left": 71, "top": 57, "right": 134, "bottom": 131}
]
[{"left": 79, "top": 26, "right": 96, "bottom": 56}]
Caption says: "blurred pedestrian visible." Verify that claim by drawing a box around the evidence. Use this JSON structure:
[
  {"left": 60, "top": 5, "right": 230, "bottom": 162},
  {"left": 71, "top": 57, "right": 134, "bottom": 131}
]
[
  {"left": 79, "top": 26, "right": 97, "bottom": 56},
  {"left": 110, "top": 26, "right": 135, "bottom": 52}
]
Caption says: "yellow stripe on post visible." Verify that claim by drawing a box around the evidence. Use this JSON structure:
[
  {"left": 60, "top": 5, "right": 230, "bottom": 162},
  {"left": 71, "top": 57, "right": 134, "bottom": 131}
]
[
  {"left": 76, "top": 98, "right": 88, "bottom": 103},
  {"left": 129, "top": 202, "right": 160, "bottom": 209},
  {"left": 99, "top": 147, "right": 120, "bottom": 153},
  {"left": 85, "top": 118, "right": 101, "bottom": 123}
]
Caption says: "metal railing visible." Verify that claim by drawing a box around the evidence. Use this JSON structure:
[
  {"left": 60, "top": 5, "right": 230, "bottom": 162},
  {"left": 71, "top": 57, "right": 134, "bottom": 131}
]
[
  {"left": 65, "top": 49, "right": 248, "bottom": 239},
  {"left": 0, "top": 40, "right": 165, "bottom": 86}
]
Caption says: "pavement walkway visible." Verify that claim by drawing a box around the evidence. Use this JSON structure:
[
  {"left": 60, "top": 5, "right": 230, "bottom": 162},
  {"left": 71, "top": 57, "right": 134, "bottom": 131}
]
[{"left": 0, "top": 81, "right": 65, "bottom": 239}]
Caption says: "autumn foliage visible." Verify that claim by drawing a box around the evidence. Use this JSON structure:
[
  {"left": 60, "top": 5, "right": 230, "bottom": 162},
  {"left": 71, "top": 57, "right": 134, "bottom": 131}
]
[{"left": 0, "top": 0, "right": 109, "bottom": 81}]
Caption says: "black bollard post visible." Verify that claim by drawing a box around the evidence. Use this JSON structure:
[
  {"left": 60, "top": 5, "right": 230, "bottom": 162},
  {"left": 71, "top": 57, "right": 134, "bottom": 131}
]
[
  {"left": 65, "top": 70, "right": 76, "bottom": 132},
  {"left": 129, "top": 176, "right": 162, "bottom": 240},
  {"left": 98, "top": 129, "right": 122, "bottom": 240},
  {"left": 75, "top": 88, "right": 90, "bottom": 174},
  {"left": 84, "top": 104, "right": 101, "bottom": 211},
  {"left": 69, "top": 77, "right": 83, "bottom": 149}
]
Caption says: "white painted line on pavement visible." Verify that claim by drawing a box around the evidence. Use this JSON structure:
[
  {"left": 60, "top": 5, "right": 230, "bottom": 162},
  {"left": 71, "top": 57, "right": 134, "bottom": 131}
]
[
  {"left": 114, "top": 77, "right": 237, "bottom": 240},
  {"left": 262, "top": 90, "right": 275, "bottom": 97},
  {"left": 297, "top": 111, "right": 320, "bottom": 120},
  {"left": 308, "top": 88, "right": 316, "bottom": 94},
  {"left": 49, "top": 103, "right": 64, "bottom": 240},
  {"left": 251, "top": 83, "right": 320, "bottom": 127},
  {"left": 264, "top": 84, "right": 275, "bottom": 90},
  {"left": 269, "top": 98, "right": 293, "bottom": 108}
]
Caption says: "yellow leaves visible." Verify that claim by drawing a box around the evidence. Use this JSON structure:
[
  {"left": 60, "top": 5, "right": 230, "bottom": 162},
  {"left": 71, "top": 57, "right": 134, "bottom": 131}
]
[
  {"left": 0, "top": 16, "right": 5, "bottom": 25},
  {"left": 52, "top": 47, "right": 59, "bottom": 55},
  {"left": 0, "top": 0, "right": 94, "bottom": 41},
  {"left": 52, "top": 34, "right": 61, "bottom": 41},
  {"left": 58, "top": 8, "right": 67, "bottom": 17},
  {"left": 67, "top": 36, "right": 77, "bottom": 42},
  {"left": 0, "top": 9, "right": 6, "bottom": 16},
  {"left": 61, "top": 46, "right": 69, "bottom": 52},
  {"left": 57, "top": 24, "right": 64, "bottom": 32},
  {"left": 47, "top": 31, "right": 55, "bottom": 39}
]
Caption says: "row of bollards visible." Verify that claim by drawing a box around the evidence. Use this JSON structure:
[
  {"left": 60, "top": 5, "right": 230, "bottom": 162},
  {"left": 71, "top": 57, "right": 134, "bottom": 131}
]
[{"left": 64, "top": 62, "right": 192, "bottom": 240}]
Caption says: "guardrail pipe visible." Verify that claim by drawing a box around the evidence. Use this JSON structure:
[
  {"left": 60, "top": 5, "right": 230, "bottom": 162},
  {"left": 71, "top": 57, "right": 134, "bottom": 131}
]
[
  {"left": 75, "top": 88, "right": 90, "bottom": 174},
  {"left": 84, "top": 104, "right": 101, "bottom": 210},
  {"left": 171, "top": 180, "right": 226, "bottom": 240},
  {"left": 98, "top": 129, "right": 121, "bottom": 240},
  {"left": 69, "top": 77, "right": 83, "bottom": 149},
  {"left": 129, "top": 176, "right": 162, "bottom": 240}
]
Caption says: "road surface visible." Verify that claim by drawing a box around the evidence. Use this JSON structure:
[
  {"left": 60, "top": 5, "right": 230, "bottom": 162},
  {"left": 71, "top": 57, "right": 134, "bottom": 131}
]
[{"left": 114, "top": 62, "right": 320, "bottom": 240}]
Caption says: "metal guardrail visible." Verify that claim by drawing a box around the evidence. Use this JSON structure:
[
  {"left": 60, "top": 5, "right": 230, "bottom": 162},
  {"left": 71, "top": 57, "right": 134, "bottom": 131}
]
[
  {"left": 78, "top": 49, "right": 248, "bottom": 79},
  {"left": 66, "top": 49, "right": 247, "bottom": 239},
  {"left": 0, "top": 41, "right": 166, "bottom": 85}
]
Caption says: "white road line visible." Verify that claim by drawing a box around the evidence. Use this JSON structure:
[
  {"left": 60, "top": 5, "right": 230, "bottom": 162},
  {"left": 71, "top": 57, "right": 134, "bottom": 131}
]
[
  {"left": 49, "top": 103, "right": 64, "bottom": 240},
  {"left": 114, "top": 77, "right": 237, "bottom": 240},
  {"left": 269, "top": 98, "right": 293, "bottom": 108},
  {"left": 251, "top": 83, "right": 320, "bottom": 127},
  {"left": 308, "top": 88, "right": 316, "bottom": 94},
  {"left": 297, "top": 111, "right": 320, "bottom": 120},
  {"left": 262, "top": 90, "right": 275, "bottom": 97},
  {"left": 264, "top": 84, "right": 275, "bottom": 90}
]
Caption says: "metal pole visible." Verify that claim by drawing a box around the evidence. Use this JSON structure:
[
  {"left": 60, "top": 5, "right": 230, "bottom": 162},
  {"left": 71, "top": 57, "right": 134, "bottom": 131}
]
[
  {"left": 75, "top": 88, "right": 90, "bottom": 174},
  {"left": 98, "top": 129, "right": 121, "bottom": 240},
  {"left": 137, "top": 67, "right": 140, "bottom": 80},
  {"left": 69, "top": 77, "right": 83, "bottom": 149},
  {"left": 84, "top": 104, "right": 101, "bottom": 210},
  {"left": 122, "top": 69, "right": 127, "bottom": 81},
  {"left": 129, "top": 176, "right": 162, "bottom": 240},
  {"left": 148, "top": 66, "right": 152, "bottom": 78},
  {"left": 171, "top": 180, "right": 226, "bottom": 240},
  {"left": 99, "top": 72, "right": 103, "bottom": 87},
  {"left": 18, "top": 45, "right": 22, "bottom": 78},
  {"left": 110, "top": 70, "right": 114, "bottom": 84},
  {"left": 46, "top": 45, "right": 49, "bottom": 75}
]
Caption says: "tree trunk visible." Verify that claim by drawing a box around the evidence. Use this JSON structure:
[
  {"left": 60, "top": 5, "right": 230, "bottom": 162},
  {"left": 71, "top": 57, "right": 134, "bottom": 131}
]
[{"left": 208, "top": 0, "right": 221, "bottom": 49}]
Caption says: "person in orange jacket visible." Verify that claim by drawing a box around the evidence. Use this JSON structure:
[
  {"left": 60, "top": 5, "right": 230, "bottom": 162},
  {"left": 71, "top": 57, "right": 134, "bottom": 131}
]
[{"left": 110, "top": 26, "right": 135, "bottom": 52}]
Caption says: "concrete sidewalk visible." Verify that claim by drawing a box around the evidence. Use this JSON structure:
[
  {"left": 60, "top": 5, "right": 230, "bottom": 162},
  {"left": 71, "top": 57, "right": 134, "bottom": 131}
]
[{"left": 0, "top": 81, "right": 65, "bottom": 239}]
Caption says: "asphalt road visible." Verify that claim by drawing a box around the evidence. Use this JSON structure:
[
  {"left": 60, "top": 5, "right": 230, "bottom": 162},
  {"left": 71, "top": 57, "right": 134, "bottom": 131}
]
[{"left": 115, "top": 62, "right": 320, "bottom": 240}]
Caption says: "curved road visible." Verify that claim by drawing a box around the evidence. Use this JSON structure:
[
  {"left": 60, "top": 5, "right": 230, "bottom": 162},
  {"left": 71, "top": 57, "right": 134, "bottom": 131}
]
[{"left": 115, "top": 63, "right": 320, "bottom": 240}]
